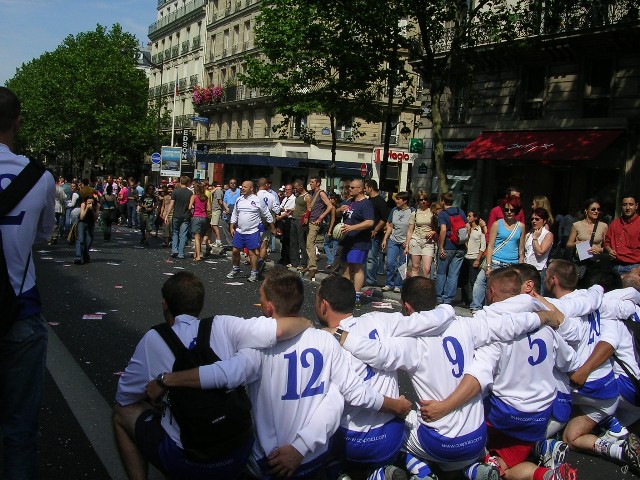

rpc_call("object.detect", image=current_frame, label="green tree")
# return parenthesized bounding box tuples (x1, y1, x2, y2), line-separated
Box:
(405, 0, 534, 194)
(242, 0, 412, 189)
(6, 24, 155, 176)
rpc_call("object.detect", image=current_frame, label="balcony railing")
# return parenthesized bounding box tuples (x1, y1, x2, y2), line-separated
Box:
(190, 74, 199, 86)
(192, 36, 201, 50)
(164, 49, 171, 62)
(149, 0, 206, 36)
(172, 45, 179, 58)
(154, 86, 162, 96)
(161, 84, 169, 95)
(179, 78, 188, 91)
(182, 41, 189, 54)
(169, 81, 176, 94)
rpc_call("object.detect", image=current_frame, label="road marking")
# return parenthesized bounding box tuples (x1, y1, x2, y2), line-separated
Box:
(46, 327, 164, 479)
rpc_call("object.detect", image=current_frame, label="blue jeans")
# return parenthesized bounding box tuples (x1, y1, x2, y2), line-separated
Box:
(435, 248, 465, 304)
(385, 240, 406, 289)
(365, 238, 383, 285)
(323, 234, 338, 266)
(64, 208, 73, 235)
(471, 267, 487, 310)
(0, 313, 48, 480)
(172, 217, 190, 257)
(613, 263, 640, 275)
(75, 221, 94, 260)
(127, 205, 138, 227)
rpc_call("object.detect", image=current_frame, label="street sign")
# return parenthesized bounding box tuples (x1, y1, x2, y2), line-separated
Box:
(360, 163, 367, 177)
(409, 138, 425, 154)
(151, 163, 160, 172)
(418, 162, 428, 174)
(151, 152, 161, 164)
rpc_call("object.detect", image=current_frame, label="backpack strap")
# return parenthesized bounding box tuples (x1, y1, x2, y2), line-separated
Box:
(0, 159, 46, 218)
(152, 323, 188, 359)
(195, 317, 221, 361)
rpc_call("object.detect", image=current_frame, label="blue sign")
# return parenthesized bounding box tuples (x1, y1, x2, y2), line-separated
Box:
(151, 152, 161, 164)
(321, 127, 330, 135)
(191, 116, 209, 124)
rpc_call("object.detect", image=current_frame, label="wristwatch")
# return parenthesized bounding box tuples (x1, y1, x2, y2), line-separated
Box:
(333, 328, 345, 344)
(156, 372, 169, 390)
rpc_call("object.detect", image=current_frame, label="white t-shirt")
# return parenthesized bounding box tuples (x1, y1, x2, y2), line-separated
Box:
(0, 144, 55, 319)
(524, 228, 551, 271)
(230, 193, 274, 234)
(115, 314, 279, 448)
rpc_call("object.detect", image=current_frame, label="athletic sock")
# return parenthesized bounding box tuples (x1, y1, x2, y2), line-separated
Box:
(405, 452, 433, 478)
(233, 266, 240, 271)
(533, 466, 550, 480)
(594, 437, 624, 460)
(366, 467, 384, 480)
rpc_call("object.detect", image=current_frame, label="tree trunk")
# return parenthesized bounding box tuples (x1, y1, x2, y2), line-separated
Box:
(329, 114, 336, 193)
(430, 86, 448, 195)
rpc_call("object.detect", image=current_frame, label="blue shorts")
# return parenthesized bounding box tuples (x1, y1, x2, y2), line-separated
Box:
(551, 392, 573, 424)
(135, 409, 253, 480)
(232, 231, 261, 250)
(417, 423, 487, 463)
(331, 418, 406, 466)
(341, 247, 369, 264)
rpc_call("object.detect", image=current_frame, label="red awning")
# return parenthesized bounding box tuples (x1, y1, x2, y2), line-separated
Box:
(454, 129, 623, 161)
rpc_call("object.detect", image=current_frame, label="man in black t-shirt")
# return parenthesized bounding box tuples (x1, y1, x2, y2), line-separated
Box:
(364, 180, 389, 287)
(137, 184, 157, 246)
(163, 176, 193, 259)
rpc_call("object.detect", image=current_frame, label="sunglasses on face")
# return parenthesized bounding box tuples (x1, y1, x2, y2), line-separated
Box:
(589, 208, 600, 212)
(504, 208, 515, 213)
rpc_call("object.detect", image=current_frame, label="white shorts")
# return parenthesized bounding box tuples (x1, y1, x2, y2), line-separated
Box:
(572, 393, 619, 423)
(210, 210, 221, 226)
(408, 237, 436, 257)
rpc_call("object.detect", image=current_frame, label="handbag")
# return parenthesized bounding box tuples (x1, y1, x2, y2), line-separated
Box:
(301, 190, 321, 226)
(398, 255, 409, 281)
(67, 222, 78, 243)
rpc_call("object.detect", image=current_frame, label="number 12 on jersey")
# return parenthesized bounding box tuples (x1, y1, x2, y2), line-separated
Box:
(281, 348, 325, 400)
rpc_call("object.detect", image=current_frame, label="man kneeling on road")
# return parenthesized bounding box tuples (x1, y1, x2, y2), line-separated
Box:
(112, 271, 311, 480)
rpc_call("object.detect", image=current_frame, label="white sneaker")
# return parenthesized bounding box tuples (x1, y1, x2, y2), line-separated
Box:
(464, 462, 500, 480)
(393, 287, 401, 293)
(383, 465, 408, 480)
(226, 269, 242, 278)
(247, 272, 259, 282)
(535, 439, 569, 469)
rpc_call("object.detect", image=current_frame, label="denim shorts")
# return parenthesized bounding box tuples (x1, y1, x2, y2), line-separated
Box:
(191, 216, 208, 236)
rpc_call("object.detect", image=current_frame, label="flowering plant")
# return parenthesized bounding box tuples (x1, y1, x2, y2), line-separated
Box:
(192, 85, 223, 106)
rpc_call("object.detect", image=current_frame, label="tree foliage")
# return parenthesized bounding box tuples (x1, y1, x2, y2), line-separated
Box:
(6, 24, 156, 175)
(242, 0, 412, 183)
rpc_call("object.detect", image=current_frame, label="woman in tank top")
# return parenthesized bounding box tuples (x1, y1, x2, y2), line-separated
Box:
(525, 207, 554, 293)
(566, 198, 608, 257)
(486, 195, 525, 274)
(100, 184, 117, 241)
(404, 191, 437, 277)
(189, 183, 211, 261)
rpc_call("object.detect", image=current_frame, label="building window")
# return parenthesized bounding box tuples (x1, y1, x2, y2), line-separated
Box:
(520, 67, 545, 120)
(336, 120, 353, 142)
(381, 115, 399, 145)
(292, 116, 307, 138)
(583, 61, 611, 118)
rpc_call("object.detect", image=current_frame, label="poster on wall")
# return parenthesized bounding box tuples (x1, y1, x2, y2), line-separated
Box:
(161, 146, 181, 178)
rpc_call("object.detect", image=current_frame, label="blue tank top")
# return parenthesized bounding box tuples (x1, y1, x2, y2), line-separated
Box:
(493, 219, 521, 264)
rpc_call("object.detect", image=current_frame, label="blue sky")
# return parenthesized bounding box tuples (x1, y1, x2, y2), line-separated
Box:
(0, 0, 156, 84)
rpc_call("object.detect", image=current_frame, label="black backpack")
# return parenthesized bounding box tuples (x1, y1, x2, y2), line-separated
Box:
(0, 159, 46, 335)
(152, 317, 254, 462)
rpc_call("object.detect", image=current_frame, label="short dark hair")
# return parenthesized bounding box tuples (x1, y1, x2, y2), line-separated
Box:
(161, 272, 205, 317)
(582, 267, 622, 293)
(401, 276, 436, 312)
(547, 259, 578, 290)
(262, 266, 304, 316)
(532, 207, 549, 222)
(512, 263, 541, 294)
(0, 87, 20, 133)
(582, 198, 600, 212)
(505, 186, 521, 196)
(365, 179, 379, 191)
(310, 175, 321, 184)
(621, 194, 638, 204)
(395, 191, 410, 202)
(486, 268, 522, 298)
(442, 192, 454, 206)
(318, 276, 355, 314)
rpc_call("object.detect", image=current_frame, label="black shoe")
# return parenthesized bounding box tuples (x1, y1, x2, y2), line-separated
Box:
(171, 253, 178, 258)
(73, 259, 84, 265)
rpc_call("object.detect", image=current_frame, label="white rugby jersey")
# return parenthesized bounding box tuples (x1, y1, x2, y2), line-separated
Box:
(0, 145, 55, 303)
(343, 295, 546, 438)
(551, 287, 623, 386)
(468, 327, 579, 413)
(115, 314, 280, 448)
(257, 189, 281, 216)
(599, 289, 640, 381)
(230, 193, 274, 234)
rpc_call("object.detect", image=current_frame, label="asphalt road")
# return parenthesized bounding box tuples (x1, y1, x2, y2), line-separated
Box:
(10, 225, 638, 479)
